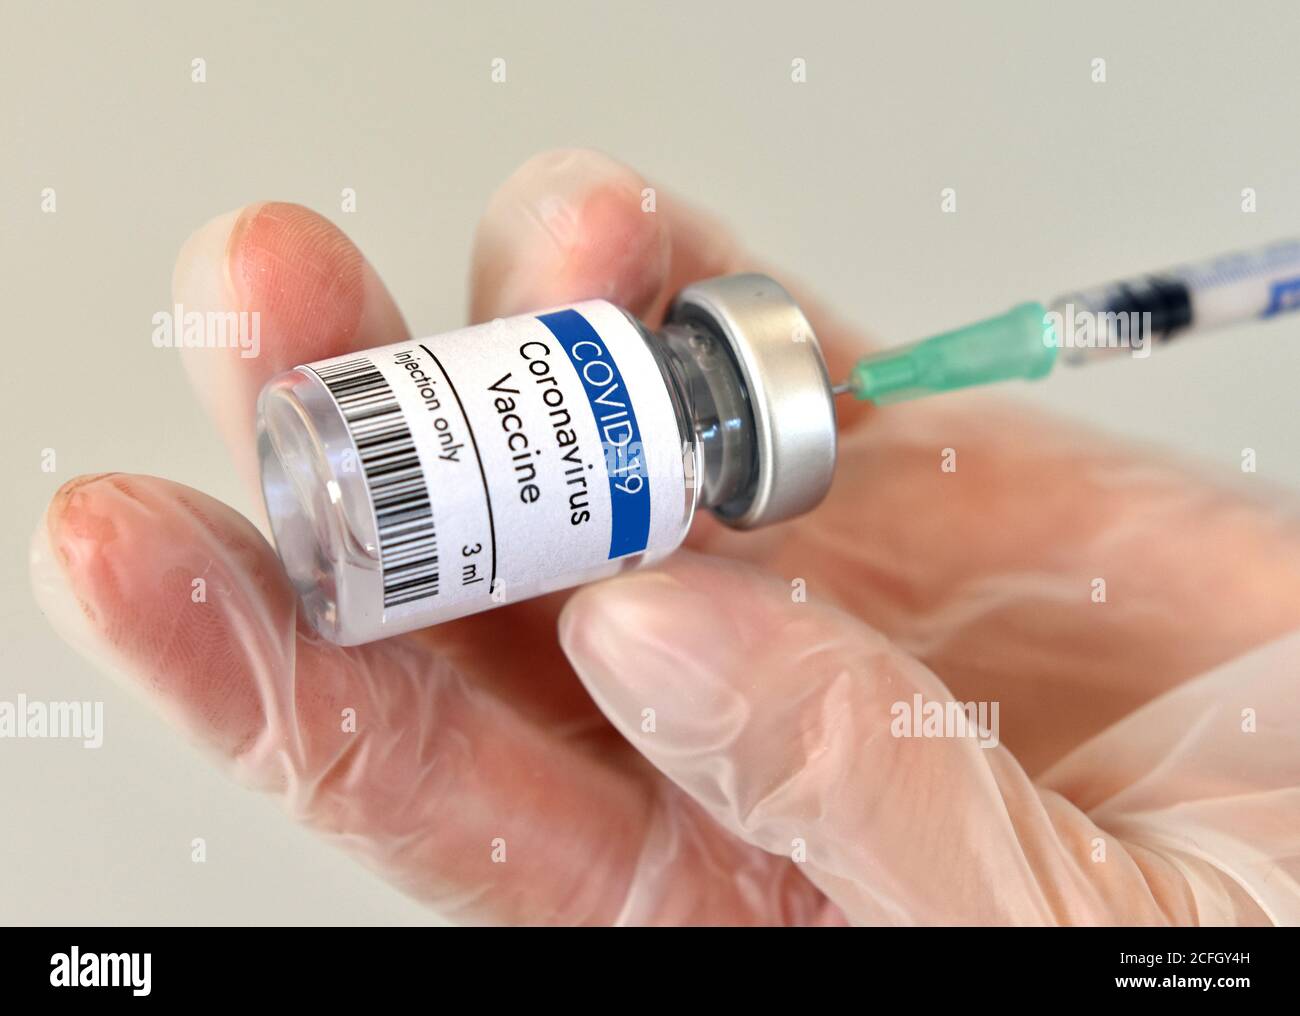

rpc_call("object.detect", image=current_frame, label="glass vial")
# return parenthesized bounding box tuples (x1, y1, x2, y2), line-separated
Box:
(257, 273, 837, 645)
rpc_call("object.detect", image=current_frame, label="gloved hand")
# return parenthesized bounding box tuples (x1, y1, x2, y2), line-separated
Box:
(31, 149, 1300, 925)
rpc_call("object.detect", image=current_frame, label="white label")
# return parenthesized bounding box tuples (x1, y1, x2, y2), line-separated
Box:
(305, 300, 689, 628)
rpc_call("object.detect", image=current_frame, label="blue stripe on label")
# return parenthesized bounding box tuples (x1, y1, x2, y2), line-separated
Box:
(536, 309, 650, 559)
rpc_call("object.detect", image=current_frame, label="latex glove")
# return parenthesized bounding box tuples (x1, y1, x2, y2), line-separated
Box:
(31, 150, 1300, 925)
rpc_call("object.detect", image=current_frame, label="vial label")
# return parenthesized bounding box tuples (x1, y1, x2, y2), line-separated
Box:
(304, 300, 688, 626)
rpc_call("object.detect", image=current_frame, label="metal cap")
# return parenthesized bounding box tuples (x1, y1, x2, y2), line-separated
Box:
(670, 274, 837, 529)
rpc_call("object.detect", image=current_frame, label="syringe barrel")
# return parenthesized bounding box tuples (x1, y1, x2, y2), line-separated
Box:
(1050, 238, 1300, 364)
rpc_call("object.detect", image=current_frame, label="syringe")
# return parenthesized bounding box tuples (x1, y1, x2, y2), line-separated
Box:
(840, 238, 1300, 404)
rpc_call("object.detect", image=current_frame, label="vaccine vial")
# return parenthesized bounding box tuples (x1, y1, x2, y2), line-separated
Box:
(257, 274, 838, 645)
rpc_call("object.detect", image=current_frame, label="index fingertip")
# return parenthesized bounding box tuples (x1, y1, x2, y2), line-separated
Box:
(469, 148, 670, 322)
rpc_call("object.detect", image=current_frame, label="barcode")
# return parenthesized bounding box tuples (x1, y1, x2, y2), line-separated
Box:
(312, 357, 439, 607)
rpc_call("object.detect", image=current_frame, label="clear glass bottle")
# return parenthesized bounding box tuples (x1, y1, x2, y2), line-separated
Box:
(257, 273, 837, 645)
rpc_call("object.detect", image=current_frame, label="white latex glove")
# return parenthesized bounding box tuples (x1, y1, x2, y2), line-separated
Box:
(31, 149, 1300, 925)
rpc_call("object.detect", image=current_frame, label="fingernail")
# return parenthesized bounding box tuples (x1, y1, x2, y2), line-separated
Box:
(40, 473, 165, 635)
(172, 207, 244, 315)
(31, 477, 122, 670)
(471, 148, 669, 320)
(170, 206, 252, 421)
(559, 570, 750, 747)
